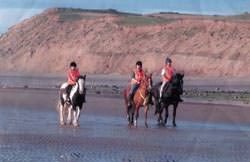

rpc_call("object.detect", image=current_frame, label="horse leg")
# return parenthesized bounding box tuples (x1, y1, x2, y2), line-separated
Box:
(72, 110, 77, 127)
(59, 103, 65, 125)
(172, 104, 177, 127)
(126, 105, 130, 124)
(67, 105, 73, 125)
(157, 103, 163, 125)
(164, 106, 169, 125)
(144, 105, 149, 128)
(134, 106, 139, 127)
(76, 106, 81, 125)
(127, 105, 132, 125)
(130, 105, 135, 125)
(73, 106, 80, 127)
(157, 110, 162, 125)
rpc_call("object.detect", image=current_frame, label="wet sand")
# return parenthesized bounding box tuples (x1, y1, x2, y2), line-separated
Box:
(0, 88, 249, 162)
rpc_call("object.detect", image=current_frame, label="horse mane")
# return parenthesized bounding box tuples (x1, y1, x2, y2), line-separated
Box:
(139, 73, 152, 88)
(77, 75, 86, 81)
(174, 72, 184, 79)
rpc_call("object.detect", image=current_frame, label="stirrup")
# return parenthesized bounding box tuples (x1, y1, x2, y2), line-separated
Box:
(66, 97, 71, 103)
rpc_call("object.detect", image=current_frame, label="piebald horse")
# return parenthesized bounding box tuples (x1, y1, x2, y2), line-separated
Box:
(58, 75, 86, 127)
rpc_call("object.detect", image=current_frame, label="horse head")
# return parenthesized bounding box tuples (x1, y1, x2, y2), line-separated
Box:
(76, 75, 86, 94)
(171, 72, 184, 95)
(140, 72, 153, 92)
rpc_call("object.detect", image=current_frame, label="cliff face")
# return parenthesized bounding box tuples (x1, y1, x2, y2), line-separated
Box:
(0, 8, 250, 77)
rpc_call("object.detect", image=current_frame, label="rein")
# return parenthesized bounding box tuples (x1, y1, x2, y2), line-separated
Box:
(137, 76, 152, 106)
(138, 88, 148, 106)
(139, 90, 146, 100)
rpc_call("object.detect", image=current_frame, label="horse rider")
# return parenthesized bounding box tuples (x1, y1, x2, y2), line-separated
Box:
(159, 57, 174, 102)
(65, 61, 80, 103)
(128, 61, 145, 107)
(159, 57, 183, 102)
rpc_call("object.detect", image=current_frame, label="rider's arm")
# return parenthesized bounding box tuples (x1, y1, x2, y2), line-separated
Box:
(165, 68, 173, 81)
(71, 69, 80, 82)
(67, 71, 73, 82)
(75, 69, 80, 80)
(130, 72, 138, 84)
(161, 68, 165, 76)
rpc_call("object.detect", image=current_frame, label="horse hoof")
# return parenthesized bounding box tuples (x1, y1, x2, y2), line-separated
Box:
(145, 123, 148, 128)
(67, 121, 72, 125)
(164, 121, 167, 125)
(126, 115, 129, 121)
(134, 121, 137, 127)
(173, 123, 177, 127)
(73, 122, 79, 127)
(60, 121, 65, 126)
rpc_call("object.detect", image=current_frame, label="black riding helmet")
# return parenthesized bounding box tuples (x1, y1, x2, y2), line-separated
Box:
(165, 57, 172, 64)
(70, 61, 77, 67)
(136, 61, 142, 67)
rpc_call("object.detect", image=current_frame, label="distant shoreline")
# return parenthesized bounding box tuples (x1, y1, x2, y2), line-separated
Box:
(1, 74, 250, 91)
(0, 74, 249, 107)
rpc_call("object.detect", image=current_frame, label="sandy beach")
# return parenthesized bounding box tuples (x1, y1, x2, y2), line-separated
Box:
(1, 3, 250, 162)
(0, 79, 249, 162)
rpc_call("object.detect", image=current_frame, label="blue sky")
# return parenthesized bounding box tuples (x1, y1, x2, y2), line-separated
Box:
(1, 0, 250, 34)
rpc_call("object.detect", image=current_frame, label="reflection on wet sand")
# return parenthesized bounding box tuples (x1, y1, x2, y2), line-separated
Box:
(0, 88, 249, 162)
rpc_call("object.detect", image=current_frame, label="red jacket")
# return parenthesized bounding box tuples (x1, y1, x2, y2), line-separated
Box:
(131, 69, 144, 84)
(67, 69, 80, 85)
(162, 65, 174, 82)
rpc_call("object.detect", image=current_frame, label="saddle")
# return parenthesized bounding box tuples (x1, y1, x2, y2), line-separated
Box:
(154, 81, 172, 99)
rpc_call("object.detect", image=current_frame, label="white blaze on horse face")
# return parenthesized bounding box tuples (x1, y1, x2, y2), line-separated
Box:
(78, 78, 84, 94)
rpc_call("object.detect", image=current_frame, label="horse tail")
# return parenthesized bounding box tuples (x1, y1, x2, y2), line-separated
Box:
(56, 100, 61, 113)
(123, 88, 128, 107)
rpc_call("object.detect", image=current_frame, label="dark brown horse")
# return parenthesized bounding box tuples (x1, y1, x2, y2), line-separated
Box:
(123, 74, 152, 127)
(152, 73, 184, 127)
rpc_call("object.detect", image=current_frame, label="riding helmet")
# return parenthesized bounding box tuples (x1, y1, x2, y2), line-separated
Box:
(136, 61, 142, 66)
(70, 61, 77, 67)
(165, 57, 172, 64)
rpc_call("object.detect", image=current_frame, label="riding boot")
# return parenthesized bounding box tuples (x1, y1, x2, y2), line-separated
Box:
(65, 85, 72, 104)
(128, 94, 133, 107)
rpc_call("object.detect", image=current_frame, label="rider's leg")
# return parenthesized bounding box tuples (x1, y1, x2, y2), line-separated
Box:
(128, 83, 140, 106)
(159, 81, 167, 101)
(66, 85, 73, 102)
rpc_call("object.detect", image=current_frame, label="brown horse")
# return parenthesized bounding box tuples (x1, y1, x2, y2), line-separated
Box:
(123, 74, 152, 127)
